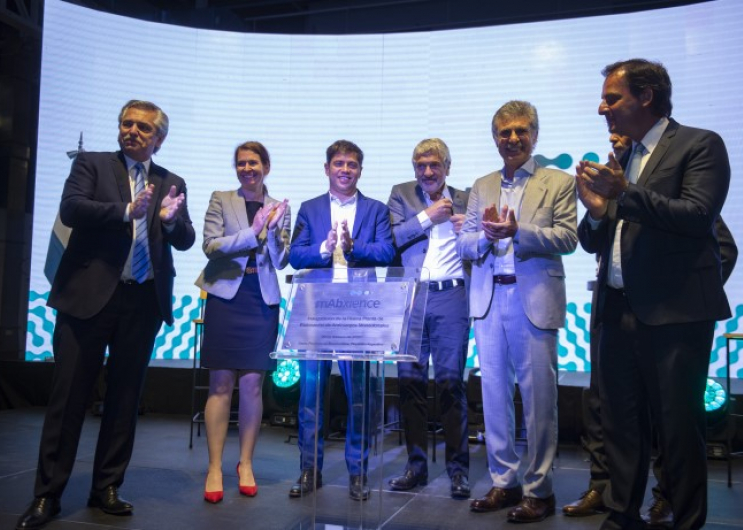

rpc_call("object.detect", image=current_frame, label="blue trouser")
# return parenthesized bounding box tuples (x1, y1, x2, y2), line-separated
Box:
(298, 359, 373, 476)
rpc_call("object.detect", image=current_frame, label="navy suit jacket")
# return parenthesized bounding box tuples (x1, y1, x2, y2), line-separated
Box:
(48, 151, 195, 325)
(579, 119, 731, 326)
(289, 191, 394, 269)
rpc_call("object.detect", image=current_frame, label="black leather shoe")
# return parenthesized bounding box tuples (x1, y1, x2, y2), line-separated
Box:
(641, 496, 673, 529)
(349, 475, 370, 501)
(470, 485, 523, 512)
(562, 489, 607, 517)
(507, 494, 556, 523)
(389, 469, 428, 491)
(289, 469, 322, 498)
(450, 474, 470, 499)
(16, 497, 60, 530)
(87, 486, 133, 515)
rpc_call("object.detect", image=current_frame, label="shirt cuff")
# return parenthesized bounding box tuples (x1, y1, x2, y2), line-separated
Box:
(320, 241, 330, 259)
(477, 231, 491, 255)
(587, 215, 603, 229)
(417, 210, 433, 230)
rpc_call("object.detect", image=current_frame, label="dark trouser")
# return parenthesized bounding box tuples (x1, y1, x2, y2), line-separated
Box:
(397, 285, 469, 478)
(585, 304, 665, 500)
(583, 322, 611, 494)
(598, 287, 713, 530)
(35, 280, 162, 498)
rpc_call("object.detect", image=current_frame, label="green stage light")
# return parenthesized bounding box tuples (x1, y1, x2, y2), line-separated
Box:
(270, 360, 301, 427)
(272, 360, 301, 389)
(704, 378, 726, 413)
(704, 378, 728, 430)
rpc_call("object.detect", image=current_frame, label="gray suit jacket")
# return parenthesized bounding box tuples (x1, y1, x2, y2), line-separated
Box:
(457, 163, 577, 329)
(387, 181, 469, 274)
(195, 189, 290, 305)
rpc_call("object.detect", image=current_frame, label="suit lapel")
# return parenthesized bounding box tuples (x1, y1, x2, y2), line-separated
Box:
(486, 172, 502, 214)
(113, 152, 131, 201)
(414, 185, 428, 212)
(520, 169, 547, 223)
(352, 192, 367, 239)
(449, 186, 467, 214)
(147, 162, 167, 227)
(231, 190, 250, 230)
(637, 119, 678, 187)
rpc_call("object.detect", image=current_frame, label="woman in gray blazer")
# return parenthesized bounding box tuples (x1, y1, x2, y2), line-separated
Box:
(195, 141, 290, 503)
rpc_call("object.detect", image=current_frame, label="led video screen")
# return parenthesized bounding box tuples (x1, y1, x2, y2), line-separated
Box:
(28, 0, 743, 376)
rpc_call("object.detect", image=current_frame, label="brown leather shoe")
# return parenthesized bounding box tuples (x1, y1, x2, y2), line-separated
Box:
(507, 494, 556, 523)
(470, 485, 523, 513)
(641, 497, 673, 529)
(562, 489, 607, 517)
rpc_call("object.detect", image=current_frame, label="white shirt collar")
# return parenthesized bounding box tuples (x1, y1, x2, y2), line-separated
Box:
(329, 190, 358, 206)
(501, 156, 536, 185)
(638, 116, 669, 155)
(123, 154, 151, 174)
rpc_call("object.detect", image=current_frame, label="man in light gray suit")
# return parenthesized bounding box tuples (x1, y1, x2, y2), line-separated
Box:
(386, 138, 471, 500)
(458, 101, 577, 523)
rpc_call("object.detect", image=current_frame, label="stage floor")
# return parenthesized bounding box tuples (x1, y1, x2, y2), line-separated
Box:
(0, 408, 741, 529)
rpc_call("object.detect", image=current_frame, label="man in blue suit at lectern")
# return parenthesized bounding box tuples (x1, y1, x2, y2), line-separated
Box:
(288, 139, 394, 501)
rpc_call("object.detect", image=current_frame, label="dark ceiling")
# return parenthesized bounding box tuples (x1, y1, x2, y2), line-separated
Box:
(63, 0, 710, 34)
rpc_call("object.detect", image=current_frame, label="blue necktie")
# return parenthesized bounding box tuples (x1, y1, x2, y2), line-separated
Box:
(626, 142, 646, 184)
(131, 163, 149, 283)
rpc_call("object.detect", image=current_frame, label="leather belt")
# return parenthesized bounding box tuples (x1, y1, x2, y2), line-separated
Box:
(493, 274, 517, 285)
(428, 278, 464, 292)
(245, 266, 258, 274)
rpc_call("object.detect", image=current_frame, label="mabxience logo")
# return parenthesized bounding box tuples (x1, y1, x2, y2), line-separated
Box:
(315, 298, 381, 309)
(534, 152, 600, 169)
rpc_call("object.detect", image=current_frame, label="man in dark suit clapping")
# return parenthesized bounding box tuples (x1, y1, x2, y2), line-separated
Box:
(576, 59, 731, 530)
(17, 100, 195, 530)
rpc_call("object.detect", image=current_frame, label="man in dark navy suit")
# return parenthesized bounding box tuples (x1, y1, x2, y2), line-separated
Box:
(17, 100, 195, 530)
(576, 59, 731, 530)
(565, 133, 737, 528)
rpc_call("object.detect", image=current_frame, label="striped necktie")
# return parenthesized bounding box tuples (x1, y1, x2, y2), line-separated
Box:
(131, 163, 149, 283)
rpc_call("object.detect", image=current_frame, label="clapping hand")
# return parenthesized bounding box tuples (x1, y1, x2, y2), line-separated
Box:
(325, 221, 339, 253)
(575, 154, 627, 219)
(267, 199, 289, 230)
(252, 203, 277, 235)
(130, 184, 154, 220)
(482, 204, 517, 241)
(339, 219, 353, 253)
(159, 185, 185, 223)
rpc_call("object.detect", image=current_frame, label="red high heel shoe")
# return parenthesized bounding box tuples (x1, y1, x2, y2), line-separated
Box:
(237, 463, 258, 497)
(204, 488, 223, 504)
(204, 473, 224, 503)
